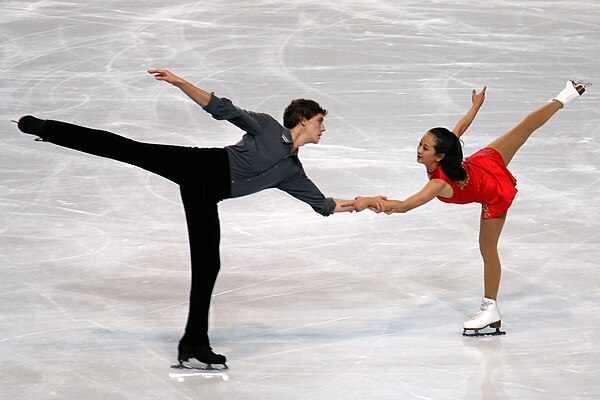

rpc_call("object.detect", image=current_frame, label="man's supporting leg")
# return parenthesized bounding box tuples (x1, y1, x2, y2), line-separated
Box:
(177, 186, 227, 365)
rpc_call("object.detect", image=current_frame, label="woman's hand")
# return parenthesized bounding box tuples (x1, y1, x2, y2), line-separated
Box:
(471, 86, 487, 109)
(341, 196, 387, 213)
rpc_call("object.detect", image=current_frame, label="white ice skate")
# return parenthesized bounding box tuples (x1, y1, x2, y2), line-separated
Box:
(553, 80, 587, 107)
(463, 297, 505, 337)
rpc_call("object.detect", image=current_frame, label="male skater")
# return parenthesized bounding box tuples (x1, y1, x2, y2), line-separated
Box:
(17, 69, 358, 367)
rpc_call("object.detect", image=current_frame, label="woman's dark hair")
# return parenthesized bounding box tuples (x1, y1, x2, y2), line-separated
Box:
(428, 127, 467, 183)
(283, 99, 327, 129)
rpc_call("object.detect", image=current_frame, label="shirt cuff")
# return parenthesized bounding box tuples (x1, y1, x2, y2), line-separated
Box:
(203, 92, 219, 112)
(324, 197, 336, 216)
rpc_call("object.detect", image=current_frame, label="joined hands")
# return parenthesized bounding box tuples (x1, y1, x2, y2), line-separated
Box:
(342, 196, 391, 214)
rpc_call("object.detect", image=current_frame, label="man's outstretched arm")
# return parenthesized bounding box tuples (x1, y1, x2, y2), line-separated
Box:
(148, 69, 212, 108)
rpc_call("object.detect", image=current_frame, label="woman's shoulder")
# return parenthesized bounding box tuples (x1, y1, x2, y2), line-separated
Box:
(427, 165, 446, 180)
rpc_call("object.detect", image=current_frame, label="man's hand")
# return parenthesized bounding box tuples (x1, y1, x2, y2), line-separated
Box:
(341, 196, 387, 213)
(148, 69, 185, 86)
(148, 69, 212, 108)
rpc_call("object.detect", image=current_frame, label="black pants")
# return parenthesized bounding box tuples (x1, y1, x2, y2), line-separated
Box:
(39, 120, 231, 347)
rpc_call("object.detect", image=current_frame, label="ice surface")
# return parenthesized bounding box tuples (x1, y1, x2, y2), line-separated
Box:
(1, 1, 599, 399)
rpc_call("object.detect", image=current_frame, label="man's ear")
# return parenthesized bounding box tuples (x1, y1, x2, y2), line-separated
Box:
(300, 117, 307, 126)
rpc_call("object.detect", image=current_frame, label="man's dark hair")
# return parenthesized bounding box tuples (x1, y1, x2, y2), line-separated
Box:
(283, 99, 327, 129)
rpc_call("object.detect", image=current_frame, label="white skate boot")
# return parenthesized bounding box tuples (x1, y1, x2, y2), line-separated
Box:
(463, 297, 505, 337)
(552, 80, 586, 107)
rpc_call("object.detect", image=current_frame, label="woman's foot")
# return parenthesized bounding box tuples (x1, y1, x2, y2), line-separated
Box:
(463, 297, 502, 332)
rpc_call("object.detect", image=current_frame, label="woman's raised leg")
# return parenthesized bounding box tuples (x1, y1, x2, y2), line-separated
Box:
(486, 81, 585, 166)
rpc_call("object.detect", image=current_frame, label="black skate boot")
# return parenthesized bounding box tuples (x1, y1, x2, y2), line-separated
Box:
(17, 115, 47, 139)
(173, 343, 227, 370)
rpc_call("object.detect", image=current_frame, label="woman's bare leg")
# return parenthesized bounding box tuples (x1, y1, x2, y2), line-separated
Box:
(479, 213, 507, 300)
(486, 101, 562, 167)
(487, 81, 585, 166)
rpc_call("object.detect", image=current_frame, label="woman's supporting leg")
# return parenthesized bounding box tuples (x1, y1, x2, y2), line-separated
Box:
(463, 214, 507, 333)
(478, 213, 507, 300)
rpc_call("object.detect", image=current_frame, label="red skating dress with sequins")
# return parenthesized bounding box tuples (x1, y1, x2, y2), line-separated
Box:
(427, 148, 518, 219)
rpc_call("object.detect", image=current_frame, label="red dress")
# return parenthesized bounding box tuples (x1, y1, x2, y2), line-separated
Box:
(427, 148, 517, 219)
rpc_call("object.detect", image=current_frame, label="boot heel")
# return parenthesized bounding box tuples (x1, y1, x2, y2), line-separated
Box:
(490, 321, 502, 329)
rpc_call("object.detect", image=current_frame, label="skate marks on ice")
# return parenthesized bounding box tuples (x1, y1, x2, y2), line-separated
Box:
(2, 0, 600, 398)
(169, 360, 229, 381)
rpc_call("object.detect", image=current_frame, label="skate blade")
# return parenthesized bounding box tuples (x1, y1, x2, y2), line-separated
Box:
(171, 360, 228, 371)
(169, 361, 229, 381)
(462, 327, 506, 337)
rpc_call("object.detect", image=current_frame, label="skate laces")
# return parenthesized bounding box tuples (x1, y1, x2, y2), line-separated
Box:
(470, 301, 490, 320)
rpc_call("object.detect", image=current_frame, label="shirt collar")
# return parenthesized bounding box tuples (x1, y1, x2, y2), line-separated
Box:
(281, 128, 298, 155)
(281, 128, 293, 145)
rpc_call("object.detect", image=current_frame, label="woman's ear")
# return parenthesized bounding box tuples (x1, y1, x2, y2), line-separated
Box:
(436, 153, 445, 162)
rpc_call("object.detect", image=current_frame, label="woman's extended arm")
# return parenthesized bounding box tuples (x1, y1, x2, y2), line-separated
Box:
(379, 179, 447, 213)
(344, 179, 448, 214)
(452, 86, 486, 138)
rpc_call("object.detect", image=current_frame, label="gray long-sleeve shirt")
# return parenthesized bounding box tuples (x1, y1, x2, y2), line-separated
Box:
(203, 94, 336, 216)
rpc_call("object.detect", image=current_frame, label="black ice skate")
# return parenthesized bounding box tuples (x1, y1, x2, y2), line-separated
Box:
(171, 344, 228, 371)
(16, 115, 47, 141)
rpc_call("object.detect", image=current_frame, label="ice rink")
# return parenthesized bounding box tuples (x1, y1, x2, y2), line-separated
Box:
(1, 1, 599, 399)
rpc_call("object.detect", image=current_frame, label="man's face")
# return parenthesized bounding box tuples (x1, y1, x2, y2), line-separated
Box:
(304, 113, 326, 144)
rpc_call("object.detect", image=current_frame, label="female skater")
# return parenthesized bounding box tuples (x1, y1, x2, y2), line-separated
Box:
(347, 81, 586, 335)
(16, 69, 360, 367)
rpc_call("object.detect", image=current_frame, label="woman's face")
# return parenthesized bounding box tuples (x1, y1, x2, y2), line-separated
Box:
(417, 132, 444, 169)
